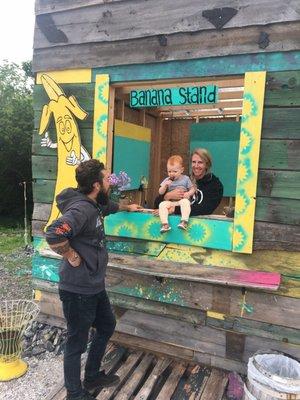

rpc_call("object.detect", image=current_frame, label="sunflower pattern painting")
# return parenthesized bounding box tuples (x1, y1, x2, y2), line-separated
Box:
(233, 71, 266, 253)
(93, 74, 110, 162)
(105, 212, 233, 251)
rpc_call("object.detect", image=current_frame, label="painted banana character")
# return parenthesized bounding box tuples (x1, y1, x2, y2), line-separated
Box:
(39, 74, 90, 227)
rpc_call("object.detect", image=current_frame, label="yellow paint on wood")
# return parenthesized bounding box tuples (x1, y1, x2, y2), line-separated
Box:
(38, 74, 89, 228)
(36, 69, 91, 84)
(34, 289, 42, 301)
(159, 243, 300, 275)
(115, 119, 151, 142)
(158, 243, 300, 296)
(92, 74, 110, 163)
(207, 311, 225, 320)
(233, 71, 266, 254)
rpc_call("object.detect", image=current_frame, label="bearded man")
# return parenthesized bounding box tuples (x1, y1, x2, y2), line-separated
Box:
(45, 159, 140, 400)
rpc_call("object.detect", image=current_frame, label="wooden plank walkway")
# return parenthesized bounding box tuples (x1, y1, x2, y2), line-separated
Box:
(46, 343, 228, 400)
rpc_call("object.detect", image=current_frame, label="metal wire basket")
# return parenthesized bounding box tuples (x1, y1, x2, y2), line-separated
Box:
(0, 300, 40, 381)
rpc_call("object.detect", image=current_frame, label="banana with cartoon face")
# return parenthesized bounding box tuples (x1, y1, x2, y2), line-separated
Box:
(39, 74, 89, 227)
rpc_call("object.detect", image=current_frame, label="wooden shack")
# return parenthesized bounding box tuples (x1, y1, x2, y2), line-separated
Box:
(32, 0, 300, 375)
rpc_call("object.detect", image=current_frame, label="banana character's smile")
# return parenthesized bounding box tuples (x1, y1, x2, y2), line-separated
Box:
(60, 135, 75, 152)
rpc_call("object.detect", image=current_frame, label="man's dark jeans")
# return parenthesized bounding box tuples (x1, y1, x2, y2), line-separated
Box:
(59, 289, 116, 399)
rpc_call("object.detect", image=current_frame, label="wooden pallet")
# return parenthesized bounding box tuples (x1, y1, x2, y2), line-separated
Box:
(46, 343, 228, 400)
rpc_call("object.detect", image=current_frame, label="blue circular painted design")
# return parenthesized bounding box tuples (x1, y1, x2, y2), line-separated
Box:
(96, 114, 108, 138)
(98, 82, 109, 105)
(185, 221, 209, 245)
(236, 188, 250, 216)
(234, 224, 248, 251)
(242, 93, 258, 122)
(240, 127, 254, 155)
(144, 219, 162, 239)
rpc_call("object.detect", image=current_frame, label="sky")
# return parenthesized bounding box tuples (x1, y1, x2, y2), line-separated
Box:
(0, 0, 35, 64)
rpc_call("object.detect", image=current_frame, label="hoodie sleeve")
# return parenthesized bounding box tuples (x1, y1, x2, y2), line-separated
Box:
(101, 200, 119, 217)
(45, 207, 88, 245)
(190, 177, 223, 216)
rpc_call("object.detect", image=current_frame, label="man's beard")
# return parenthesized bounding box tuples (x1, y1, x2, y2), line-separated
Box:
(96, 189, 109, 205)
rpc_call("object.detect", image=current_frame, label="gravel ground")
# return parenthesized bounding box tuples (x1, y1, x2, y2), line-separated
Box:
(0, 247, 33, 300)
(0, 246, 65, 400)
(0, 352, 64, 400)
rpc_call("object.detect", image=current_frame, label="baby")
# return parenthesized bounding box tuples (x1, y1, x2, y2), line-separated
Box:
(158, 155, 195, 233)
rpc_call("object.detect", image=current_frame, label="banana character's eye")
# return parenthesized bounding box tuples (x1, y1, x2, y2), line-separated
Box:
(65, 120, 72, 134)
(59, 121, 65, 135)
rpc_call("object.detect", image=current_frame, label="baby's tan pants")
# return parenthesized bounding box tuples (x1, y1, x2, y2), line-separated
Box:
(159, 198, 191, 224)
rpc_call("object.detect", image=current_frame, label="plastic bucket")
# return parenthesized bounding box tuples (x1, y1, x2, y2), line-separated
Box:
(244, 352, 300, 400)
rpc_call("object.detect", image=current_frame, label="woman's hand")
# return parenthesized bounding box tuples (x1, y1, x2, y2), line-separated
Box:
(183, 192, 191, 199)
(164, 188, 185, 201)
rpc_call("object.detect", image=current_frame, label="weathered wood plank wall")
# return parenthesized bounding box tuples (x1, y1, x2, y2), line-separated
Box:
(32, 0, 300, 72)
(33, 23, 300, 72)
(34, 0, 300, 47)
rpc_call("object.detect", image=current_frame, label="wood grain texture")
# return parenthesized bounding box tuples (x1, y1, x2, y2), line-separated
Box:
(133, 358, 171, 400)
(257, 170, 300, 200)
(33, 23, 300, 71)
(156, 363, 186, 400)
(265, 70, 300, 107)
(199, 369, 228, 400)
(116, 310, 300, 363)
(97, 351, 143, 400)
(35, 0, 124, 15)
(33, 1, 300, 48)
(114, 353, 154, 400)
(34, 279, 300, 355)
(106, 269, 299, 327)
(253, 221, 300, 251)
(262, 108, 300, 139)
(33, 250, 299, 327)
(207, 314, 300, 345)
(255, 197, 300, 225)
(259, 139, 300, 170)
(112, 330, 246, 374)
(107, 252, 281, 290)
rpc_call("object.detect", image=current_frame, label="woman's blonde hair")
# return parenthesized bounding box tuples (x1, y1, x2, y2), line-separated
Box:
(190, 148, 212, 181)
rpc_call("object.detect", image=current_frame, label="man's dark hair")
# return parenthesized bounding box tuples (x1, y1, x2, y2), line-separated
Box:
(76, 159, 105, 194)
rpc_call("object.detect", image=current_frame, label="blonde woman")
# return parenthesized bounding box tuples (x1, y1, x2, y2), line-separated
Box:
(154, 148, 223, 216)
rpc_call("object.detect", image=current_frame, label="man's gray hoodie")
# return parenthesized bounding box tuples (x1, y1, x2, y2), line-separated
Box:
(45, 188, 119, 294)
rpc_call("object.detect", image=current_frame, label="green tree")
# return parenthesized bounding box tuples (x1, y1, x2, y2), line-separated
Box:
(0, 61, 34, 218)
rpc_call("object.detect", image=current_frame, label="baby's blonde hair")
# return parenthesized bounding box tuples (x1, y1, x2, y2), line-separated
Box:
(167, 155, 183, 166)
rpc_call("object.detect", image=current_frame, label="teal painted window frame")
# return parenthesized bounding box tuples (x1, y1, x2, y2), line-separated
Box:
(94, 54, 271, 253)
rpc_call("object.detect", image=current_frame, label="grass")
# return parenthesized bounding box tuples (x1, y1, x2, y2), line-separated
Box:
(0, 215, 30, 253)
(0, 226, 26, 254)
(0, 217, 33, 299)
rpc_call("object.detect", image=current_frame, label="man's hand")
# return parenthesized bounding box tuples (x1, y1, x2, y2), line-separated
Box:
(126, 204, 143, 212)
(183, 192, 191, 199)
(67, 250, 82, 267)
(49, 240, 81, 267)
